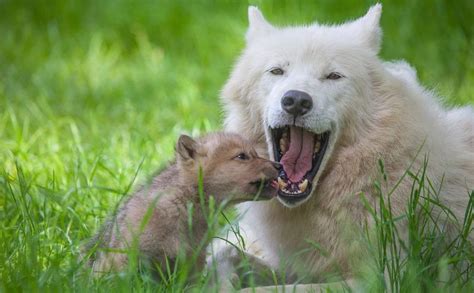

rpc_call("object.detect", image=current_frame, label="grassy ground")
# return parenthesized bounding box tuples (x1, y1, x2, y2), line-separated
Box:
(1, 0, 473, 291)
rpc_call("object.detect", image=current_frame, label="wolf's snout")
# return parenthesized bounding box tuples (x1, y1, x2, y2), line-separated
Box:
(281, 90, 313, 117)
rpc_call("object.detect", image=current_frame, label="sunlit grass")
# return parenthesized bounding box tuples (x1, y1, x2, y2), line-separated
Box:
(358, 158, 474, 292)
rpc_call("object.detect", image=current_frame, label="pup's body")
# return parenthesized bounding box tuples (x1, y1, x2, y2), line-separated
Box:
(89, 132, 278, 273)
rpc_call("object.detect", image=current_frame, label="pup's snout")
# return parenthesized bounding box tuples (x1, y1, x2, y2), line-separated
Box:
(262, 161, 280, 179)
(281, 90, 313, 117)
(271, 161, 281, 170)
(259, 158, 281, 170)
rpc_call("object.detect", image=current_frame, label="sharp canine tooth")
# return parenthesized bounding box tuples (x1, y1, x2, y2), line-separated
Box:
(278, 177, 287, 189)
(298, 179, 308, 192)
(279, 138, 287, 153)
(314, 141, 321, 153)
(280, 131, 288, 153)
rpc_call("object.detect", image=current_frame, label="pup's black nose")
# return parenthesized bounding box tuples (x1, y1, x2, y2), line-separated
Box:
(281, 90, 313, 117)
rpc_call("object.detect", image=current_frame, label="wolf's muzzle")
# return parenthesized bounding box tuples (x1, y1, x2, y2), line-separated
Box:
(281, 90, 313, 117)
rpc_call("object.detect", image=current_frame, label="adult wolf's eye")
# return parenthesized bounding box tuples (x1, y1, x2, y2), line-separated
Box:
(326, 72, 344, 80)
(269, 68, 284, 75)
(235, 153, 250, 160)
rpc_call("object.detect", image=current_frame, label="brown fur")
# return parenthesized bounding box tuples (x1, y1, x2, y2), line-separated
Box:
(87, 132, 278, 274)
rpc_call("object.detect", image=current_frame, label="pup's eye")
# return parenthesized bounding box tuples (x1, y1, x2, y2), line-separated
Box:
(326, 72, 344, 80)
(235, 153, 250, 160)
(269, 68, 284, 75)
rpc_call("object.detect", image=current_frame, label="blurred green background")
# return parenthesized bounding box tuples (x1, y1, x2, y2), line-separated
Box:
(0, 0, 473, 290)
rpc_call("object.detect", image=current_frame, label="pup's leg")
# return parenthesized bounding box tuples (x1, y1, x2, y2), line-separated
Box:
(91, 219, 132, 274)
(91, 207, 144, 274)
(93, 250, 128, 274)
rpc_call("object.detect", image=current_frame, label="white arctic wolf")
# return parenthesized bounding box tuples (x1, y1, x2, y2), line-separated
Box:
(212, 3, 474, 289)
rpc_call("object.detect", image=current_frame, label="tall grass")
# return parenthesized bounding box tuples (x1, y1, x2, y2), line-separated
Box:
(1, 0, 473, 292)
(358, 158, 474, 292)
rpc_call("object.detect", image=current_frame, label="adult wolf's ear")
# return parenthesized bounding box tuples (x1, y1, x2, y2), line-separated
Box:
(351, 3, 383, 53)
(246, 6, 274, 42)
(176, 135, 198, 163)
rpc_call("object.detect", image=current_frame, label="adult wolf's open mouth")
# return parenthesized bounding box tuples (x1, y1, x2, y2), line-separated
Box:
(271, 126, 330, 204)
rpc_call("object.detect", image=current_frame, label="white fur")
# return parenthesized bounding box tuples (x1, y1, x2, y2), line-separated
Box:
(211, 4, 474, 287)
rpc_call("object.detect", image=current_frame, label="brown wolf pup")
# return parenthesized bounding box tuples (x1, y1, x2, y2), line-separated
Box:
(86, 132, 279, 274)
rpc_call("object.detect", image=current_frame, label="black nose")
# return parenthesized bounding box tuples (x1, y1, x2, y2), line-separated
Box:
(281, 90, 313, 117)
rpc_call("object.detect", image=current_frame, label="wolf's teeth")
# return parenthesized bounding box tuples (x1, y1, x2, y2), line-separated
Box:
(280, 131, 289, 153)
(314, 141, 321, 153)
(277, 177, 287, 189)
(279, 138, 287, 153)
(298, 179, 308, 192)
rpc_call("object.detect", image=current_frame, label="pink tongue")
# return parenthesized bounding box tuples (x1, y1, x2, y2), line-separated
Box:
(280, 127, 314, 182)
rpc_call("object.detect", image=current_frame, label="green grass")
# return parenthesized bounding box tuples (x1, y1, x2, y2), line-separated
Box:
(1, 0, 473, 292)
(358, 158, 474, 292)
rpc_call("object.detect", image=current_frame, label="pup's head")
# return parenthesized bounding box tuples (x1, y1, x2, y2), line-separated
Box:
(176, 132, 279, 204)
(222, 5, 384, 207)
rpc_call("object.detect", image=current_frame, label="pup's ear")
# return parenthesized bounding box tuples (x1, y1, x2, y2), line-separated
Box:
(176, 135, 198, 162)
(351, 3, 383, 53)
(246, 6, 274, 42)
